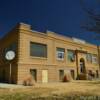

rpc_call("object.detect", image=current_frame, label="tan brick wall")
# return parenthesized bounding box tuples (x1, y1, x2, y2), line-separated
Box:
(0, 23, 99, 84)
(17, 63, 76, 84)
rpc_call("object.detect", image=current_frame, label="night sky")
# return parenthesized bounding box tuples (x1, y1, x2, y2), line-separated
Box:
(0, 0, 100, 45)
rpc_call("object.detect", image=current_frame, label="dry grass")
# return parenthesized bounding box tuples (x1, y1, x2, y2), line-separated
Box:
(35, 80, 100, 95)
(0, 80, 100, 99)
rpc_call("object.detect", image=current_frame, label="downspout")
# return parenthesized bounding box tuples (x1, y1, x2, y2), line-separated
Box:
(97, 45, 100, 71)
(75, 50, 79, 79)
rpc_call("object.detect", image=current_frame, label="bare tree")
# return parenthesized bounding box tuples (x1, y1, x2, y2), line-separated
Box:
(80, 0, 100, 40)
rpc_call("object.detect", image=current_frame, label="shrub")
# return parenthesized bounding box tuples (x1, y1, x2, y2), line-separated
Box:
(63, 75, 70, 82)
(63, 75, 67, 82)
(23, 75, 35, 86)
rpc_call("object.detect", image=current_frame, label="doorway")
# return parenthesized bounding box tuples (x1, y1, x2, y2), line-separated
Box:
(42, 70, 48, 83)
(80, 58, 86, 73)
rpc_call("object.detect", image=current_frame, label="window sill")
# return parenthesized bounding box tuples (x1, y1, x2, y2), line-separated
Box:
(30, 56, 47, 60)
(92, 63, 98, 65)
(57, 59, 65, 62)
(67, 60, 75, 63)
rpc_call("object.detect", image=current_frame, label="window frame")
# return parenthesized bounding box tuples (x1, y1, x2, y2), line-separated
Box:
(30, 69, 37, 81)
(92, 54, 98, 64)
(56, 47, 65, 61)
(86, 53, 92, 63)
(30, 42, 47, 58)
(59, 70, 64, 81)
(67, 49, 75, 62)
(56, 51, 64, 60)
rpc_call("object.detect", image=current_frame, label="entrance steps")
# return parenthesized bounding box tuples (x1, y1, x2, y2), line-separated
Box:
(77, 73, 87, 80)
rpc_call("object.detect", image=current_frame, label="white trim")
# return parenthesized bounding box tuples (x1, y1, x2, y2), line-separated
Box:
(56, 51, 64, 60)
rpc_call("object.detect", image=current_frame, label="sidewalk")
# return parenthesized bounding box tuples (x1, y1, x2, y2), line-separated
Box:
(0, 83, 25, 89)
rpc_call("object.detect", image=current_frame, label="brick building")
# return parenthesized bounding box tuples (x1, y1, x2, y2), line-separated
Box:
(0, 23, 100, 84)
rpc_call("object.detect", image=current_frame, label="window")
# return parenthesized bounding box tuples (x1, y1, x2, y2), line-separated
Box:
(86, 53, 92, 63)
(92, 54, 98, 64)
(59, 70, 64, 81)
(30, 69, 37, 81)
(56, 48, 65, 60)
(70, 70, 75, 79)
(10, 43, 17, 51)
(67, 50, 75, 62)
(96, 70, 99, 78)
(30, 42, 47, 58)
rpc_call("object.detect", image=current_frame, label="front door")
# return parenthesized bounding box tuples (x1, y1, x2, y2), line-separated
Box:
(80, 58, 86, 73)
(42, 70, 48, 83)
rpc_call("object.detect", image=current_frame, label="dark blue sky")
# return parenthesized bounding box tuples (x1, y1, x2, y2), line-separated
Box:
(0, 0, 100, 45)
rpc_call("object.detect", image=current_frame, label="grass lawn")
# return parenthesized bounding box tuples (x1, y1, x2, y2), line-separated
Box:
(0, 80, 100, 100)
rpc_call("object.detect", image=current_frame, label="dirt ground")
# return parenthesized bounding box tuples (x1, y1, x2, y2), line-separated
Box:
(0, 80, 100, 96)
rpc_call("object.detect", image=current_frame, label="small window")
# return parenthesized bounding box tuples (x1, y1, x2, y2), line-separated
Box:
(30, 69, 37, 81)
(59, 70, 64, 81)
(67, 50, 75, 62)
(86, 53, 92, 63)
(30, 42, 47, 58)
(92, 54, 98, 64)
(96, 70, 99, 78)
(70, 70, 75, 79)
(56, 48, 65, 60)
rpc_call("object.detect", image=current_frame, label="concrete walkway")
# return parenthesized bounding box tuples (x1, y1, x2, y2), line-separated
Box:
(0, 83, 25, 89)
